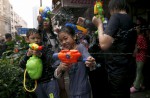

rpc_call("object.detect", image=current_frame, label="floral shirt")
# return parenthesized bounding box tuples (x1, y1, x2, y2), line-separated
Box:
(136, 34, 148, 62)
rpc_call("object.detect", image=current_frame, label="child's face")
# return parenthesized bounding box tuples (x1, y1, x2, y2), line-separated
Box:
(26, 33, 41, 44)
(58, 32, 76, 50)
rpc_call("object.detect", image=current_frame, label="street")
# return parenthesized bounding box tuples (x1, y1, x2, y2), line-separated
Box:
(131, 90, 150, 98)
(64, 73, 150, 98)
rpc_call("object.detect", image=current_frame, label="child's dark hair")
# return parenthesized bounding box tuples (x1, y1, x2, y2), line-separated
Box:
(26, 28, 41, 38)
(108, 0, 129, 13)
(59, 26, 79, 44)
(59, 26, 76, 37)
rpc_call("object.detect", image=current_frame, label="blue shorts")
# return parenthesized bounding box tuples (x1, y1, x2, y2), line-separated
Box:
(35, 79, 60, 98)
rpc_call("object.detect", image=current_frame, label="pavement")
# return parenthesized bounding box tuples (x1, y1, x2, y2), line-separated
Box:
(131, 90, 150, 98)
(64, 72, 150, 98)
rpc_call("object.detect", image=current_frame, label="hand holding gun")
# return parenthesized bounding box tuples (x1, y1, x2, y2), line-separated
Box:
(27, 43, 43, 57)
(24, 43, 43, 92)
(53, 50, 96, 71)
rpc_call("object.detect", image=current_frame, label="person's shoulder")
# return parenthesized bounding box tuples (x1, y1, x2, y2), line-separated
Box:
(77, 43, 85, 48)
(109, 13, 120, 21)
(113, 13, 130, 18)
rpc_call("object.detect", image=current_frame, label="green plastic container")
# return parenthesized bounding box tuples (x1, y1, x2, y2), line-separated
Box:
(26, 55, 43, 80)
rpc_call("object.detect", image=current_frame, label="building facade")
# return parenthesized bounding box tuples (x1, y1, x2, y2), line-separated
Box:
(0, 0, 27, 38)
(0, 0, 11, 37)
(10, 4, 27, 37)
(52, 0, 150, 26)
(33, 6, 39, 29)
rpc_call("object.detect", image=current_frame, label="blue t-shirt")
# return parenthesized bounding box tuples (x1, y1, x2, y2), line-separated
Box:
(68, 44, 91, 96)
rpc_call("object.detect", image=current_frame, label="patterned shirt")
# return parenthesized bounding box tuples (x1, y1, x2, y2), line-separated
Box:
(136, 34, 148, 62)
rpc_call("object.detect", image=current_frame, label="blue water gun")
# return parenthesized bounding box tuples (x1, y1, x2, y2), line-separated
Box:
(39, 6, 52, 21)
(65, 23, 88, 35)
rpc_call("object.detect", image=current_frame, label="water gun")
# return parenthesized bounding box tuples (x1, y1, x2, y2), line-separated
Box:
(23, 43, 43, 92)
(65, 23, 88, 35)
(94, 0, 104, 22)
(53, 50, 81, 64)
(39, 6, 52, 21)
(29, 43, 43, 51)
(53, 50, 96, 71)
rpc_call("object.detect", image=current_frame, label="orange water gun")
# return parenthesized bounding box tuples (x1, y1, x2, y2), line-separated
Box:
(94, 0, 104, 22)
(29, 43, 43, 51)
(53, 50, 81, 64)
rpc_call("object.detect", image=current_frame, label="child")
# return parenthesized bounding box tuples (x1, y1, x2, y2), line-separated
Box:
(19, 29, 60, 98)
(54, 26, 96, 98)
(130, 17, 148, 93)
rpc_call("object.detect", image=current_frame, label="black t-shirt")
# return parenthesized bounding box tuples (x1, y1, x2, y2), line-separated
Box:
(104, 13, 137, 65)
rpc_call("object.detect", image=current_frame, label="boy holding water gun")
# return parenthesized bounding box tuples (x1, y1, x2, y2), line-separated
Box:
(19, 29, 60, 98)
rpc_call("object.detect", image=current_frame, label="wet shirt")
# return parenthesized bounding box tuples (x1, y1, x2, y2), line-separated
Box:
(68, 44, 91, 96)
(104, 13, 137, 72)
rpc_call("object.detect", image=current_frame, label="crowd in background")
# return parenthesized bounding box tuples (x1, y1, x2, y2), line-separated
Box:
(0, 0, 150, 98)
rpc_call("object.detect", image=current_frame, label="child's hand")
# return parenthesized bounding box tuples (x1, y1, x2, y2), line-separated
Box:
(77, 17, 85, 26)
(27, 48, 42, 57)
(55, 62, 70, 78)
(27, 48, 33, 56)
(92, 16, 103, 27)
(32, 50, 42, 57)
(58, 62, 70, 71)
(85, 56, 96, 70)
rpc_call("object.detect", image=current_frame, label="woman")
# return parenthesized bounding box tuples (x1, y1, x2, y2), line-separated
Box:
(37, 7, 68, 98)
(92, 0, 137, 98)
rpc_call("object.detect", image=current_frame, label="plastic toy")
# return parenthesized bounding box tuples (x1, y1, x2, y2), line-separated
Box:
(53, 50, 81, 64)
(94, 0, 104, 22)
(65, 23, 88, 35)
(29, 43, 43, 51)
(39, 6, 52, 21)
(23, 43, 43, 92)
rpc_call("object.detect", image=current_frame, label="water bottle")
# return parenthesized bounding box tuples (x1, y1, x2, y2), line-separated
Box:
(103, 18, 108, 30)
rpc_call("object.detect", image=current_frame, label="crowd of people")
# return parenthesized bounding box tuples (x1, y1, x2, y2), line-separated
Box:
(0, 0, 150, 98)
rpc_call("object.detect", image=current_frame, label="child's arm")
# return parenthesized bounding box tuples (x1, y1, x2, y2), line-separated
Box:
(78, 44, 96, 70)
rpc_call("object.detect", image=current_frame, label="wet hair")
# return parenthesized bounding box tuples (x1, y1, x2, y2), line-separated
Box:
(108, 0, 129, 12)
(5, 33, 12, 39)
(26, 28, 41, 38)
(59, 26, 75, 37)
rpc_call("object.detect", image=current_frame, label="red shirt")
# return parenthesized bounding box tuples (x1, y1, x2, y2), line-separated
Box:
(136, 34, 148, 62)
